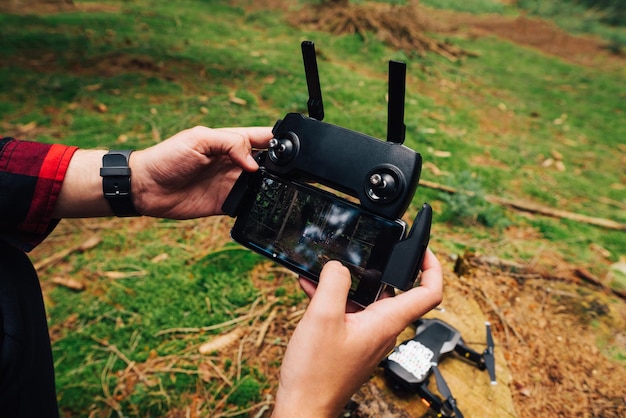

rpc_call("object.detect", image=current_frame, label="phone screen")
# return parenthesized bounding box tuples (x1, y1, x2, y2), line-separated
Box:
(231, 171, 405, 305)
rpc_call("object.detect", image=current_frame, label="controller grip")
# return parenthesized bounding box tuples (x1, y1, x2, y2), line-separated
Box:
(221, 170, 255, 217)
(222, 153, 268, 217)
(380, 203, 432, 290)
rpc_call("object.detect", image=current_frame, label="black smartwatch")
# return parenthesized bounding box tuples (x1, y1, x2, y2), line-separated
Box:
(100, 150, 141, 217)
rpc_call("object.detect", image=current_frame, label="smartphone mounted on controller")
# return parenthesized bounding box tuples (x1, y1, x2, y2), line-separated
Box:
(223, 41, 432, 306)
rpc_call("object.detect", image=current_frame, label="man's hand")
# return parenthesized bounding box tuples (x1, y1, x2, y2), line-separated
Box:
(273, 248, 443, 417)
(131, 126, 272, 219)
(53, 126, 272, 219)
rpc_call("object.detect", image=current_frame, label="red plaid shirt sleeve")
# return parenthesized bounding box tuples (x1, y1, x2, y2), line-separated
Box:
(0, 137, 78, 251)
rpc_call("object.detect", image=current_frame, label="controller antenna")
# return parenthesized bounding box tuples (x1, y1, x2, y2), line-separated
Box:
(387, 60, 406, 144)
(301, 40, 325, 121)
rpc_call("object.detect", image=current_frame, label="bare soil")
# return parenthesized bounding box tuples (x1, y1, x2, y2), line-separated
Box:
(287, 1, 623, 69)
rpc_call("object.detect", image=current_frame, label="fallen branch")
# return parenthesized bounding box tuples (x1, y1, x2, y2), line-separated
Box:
(468, 252, 626, 302)
(575, 268, 626, 300)
(419, 179, 626, 231)
(51, 276, 86, 291)
(199, 328, 245, 355)
(34, 235, 102, 271)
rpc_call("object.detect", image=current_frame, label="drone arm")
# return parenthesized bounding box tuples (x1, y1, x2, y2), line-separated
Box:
(454, 343, 486, 370)
(416, 380, 449, 416)
(431, 364, 465, 418)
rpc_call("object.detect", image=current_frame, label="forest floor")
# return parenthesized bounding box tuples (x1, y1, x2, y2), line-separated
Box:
(284, 2, 626, 416)
(24, 0, 626, 416)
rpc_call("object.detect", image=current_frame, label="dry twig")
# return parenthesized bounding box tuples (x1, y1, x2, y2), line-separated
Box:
(255, 307, 279, 348)
(155, 300, 276, 336)
(34, 235, 101, 271)
(420, 179, 626, 231)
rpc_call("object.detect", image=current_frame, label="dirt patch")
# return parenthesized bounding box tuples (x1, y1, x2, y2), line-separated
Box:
(290, 1, 471, 62)
(0, 1, 122, 14)
(0, 0, 76, 14)
(436, 11, 622, 68)
(456, 253, 626, 418)
(282, 1, 623, 68)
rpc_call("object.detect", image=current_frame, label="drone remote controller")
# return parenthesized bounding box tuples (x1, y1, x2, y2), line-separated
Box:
(268, 112, 421, 219)
(223, 41, 431, 304)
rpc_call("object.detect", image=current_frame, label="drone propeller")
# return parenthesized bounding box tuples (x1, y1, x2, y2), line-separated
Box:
(484, 322, 497, 385)
(431, 363, 464, 418)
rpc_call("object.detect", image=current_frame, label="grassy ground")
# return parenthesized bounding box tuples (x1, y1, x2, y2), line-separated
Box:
(1, 0, 625, 416)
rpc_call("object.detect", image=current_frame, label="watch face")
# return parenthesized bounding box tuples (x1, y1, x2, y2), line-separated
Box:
(387, 340, 434, 382)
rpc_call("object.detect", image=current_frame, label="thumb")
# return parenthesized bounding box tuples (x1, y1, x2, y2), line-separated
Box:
(307, 261, 352, 319)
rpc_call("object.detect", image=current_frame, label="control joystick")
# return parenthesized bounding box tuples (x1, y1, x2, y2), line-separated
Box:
(268, 132, 299, 165)
(366, 167, 402, 202)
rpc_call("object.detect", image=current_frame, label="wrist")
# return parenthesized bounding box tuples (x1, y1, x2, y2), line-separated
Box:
(100, 150, 141, 217)
(126, 149, 153, 217)
(273, 383, 342, 418)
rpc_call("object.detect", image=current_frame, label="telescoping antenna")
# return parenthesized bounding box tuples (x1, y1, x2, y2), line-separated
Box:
(301, 41, 325, 121)
(387, 60, 406, 144)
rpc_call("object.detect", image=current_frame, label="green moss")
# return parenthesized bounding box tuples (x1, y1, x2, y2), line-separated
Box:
(227, 376, 262, 407)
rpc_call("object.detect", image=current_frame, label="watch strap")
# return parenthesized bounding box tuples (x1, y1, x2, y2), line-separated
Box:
(100, 150, 141, 217)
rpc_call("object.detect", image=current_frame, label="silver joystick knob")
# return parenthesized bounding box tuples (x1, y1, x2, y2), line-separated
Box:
(369, 173, 384, 187)
(268, 132, 299, 165)
(269, 138, 286, 153)
(367, 171, 400, 201)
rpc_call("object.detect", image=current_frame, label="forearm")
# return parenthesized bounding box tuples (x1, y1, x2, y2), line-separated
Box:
(52, 149, 116, 218)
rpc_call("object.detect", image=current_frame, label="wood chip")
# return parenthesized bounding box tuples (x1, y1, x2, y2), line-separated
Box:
(102, 270, 147, 279)
(229, 94, 247, 106)
(199, 328, 245, 355)
(51, 276, 85, 291)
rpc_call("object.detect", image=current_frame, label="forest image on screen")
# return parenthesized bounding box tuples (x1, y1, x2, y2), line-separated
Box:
(240, 174, 402, 292)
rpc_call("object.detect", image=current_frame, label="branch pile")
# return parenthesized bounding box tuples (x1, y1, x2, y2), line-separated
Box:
(291, 0, 471, 61)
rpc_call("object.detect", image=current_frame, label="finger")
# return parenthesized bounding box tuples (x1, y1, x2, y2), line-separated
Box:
(298, 276, 363, 313)
(298, 277, 317, 299)
(417, 248, 442, 296)
(217, 127, 273, 171)
(393, 248, 443, 323)
(367, 248, 443, 333)
(306, 261, 352, 320)
(182, 126, 271, 171)
(216, 126, 274, 149)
